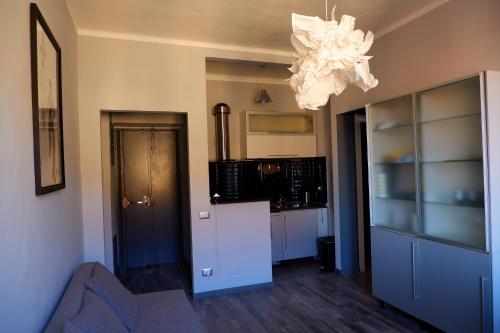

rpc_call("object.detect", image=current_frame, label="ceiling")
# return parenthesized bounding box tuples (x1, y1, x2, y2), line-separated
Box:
(66, 0, 445, 52)
(206, 59, 290, 82)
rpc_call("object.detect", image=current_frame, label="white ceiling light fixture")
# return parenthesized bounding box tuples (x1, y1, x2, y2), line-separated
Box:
(289, 2, 379, 110)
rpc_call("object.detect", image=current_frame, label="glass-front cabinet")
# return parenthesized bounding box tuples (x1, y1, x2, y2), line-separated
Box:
(367, 72, 499, 333)
(367, 75, 488, 251)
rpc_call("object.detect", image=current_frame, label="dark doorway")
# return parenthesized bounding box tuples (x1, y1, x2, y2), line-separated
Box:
(361, 121, 371, 270)
(337, 109, 371, 275)
(356, 116, 371, 271)
(118, 128, 183, 269)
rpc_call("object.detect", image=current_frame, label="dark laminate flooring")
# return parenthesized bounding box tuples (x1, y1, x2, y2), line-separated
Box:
(121, 259, 434, 333)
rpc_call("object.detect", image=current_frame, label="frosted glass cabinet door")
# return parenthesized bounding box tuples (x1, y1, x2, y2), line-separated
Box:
(417, 76, 486, 250)
(369, 95, 417, 234)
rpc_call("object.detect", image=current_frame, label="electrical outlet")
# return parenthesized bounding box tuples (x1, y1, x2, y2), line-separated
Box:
(202, 268, 213, 277)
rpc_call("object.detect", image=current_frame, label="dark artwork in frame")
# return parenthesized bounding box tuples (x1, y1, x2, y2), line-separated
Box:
(30, 3, 65, 195)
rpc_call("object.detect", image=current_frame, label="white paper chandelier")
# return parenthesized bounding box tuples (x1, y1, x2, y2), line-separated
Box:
(289, 5, 379, 110)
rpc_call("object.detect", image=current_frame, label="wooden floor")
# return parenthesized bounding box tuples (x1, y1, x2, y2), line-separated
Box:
(121, 259, 432, 333)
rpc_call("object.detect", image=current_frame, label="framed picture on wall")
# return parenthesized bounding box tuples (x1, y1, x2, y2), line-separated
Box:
(30, 3, 65, 195)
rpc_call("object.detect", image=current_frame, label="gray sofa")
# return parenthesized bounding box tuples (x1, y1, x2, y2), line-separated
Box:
(45, 262, 205, 333)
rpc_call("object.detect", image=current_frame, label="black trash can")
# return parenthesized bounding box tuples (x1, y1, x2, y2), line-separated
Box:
(317, 236, 336, 272)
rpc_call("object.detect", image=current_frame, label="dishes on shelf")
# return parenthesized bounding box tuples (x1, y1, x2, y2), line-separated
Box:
(381, 151, 414, 163)
(453, 189, 483, 207)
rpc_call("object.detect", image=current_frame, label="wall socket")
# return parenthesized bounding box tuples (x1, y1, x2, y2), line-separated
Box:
(201, 268, 213, 277)
(199, 212, 210, 219)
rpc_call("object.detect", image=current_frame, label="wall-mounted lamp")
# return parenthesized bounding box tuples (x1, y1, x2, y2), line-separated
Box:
(255, 89, 272, 104)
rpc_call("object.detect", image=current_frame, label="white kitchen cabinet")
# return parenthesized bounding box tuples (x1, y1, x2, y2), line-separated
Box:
(317, 208, 328, 237)
(270, 209, 321, 263)
(270, 214, 284, 263)
(284, 210, 318, 259)
(242, 111, 317, 158)
(245, 135, 316, 158)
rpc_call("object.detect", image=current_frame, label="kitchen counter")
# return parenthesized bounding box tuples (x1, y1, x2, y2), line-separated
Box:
(270, 203, 327, 213)
(210, 198, 327, 213)
(210, 198, 270, 205)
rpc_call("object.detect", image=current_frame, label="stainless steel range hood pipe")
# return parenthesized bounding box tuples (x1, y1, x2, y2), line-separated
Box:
(212, 103, 231, 161)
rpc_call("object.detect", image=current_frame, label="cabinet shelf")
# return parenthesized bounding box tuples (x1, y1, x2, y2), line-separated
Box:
(420, 158, 482, 164)
(373, 123, 412, 132)
(418, 112, 481, 125)
(375, 196, 416, 202)
(422, 200, 484, 209)
(374, 161, 414, 165)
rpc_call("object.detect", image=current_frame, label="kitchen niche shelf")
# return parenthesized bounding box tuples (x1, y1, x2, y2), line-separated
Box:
(366, 72, 500, 333)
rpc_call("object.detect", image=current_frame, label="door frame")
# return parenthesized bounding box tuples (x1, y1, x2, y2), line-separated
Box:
(336, 108, 370, 275)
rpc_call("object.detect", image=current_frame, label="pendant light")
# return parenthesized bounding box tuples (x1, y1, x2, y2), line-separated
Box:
(289, 1, 378, 110)
(255, 64, 272, 104)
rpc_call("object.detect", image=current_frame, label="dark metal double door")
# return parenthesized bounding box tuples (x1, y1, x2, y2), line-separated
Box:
(120, 129, 180, 268)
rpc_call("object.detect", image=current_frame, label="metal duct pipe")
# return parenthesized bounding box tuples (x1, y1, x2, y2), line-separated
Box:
(212, 103, 231, 161)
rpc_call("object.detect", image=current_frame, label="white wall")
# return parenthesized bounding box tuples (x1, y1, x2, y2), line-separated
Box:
(0, 1, 83, 332)
(77, 34, 291, 293)
(201, 201, 272, 292)
(329, 0, 500, 269)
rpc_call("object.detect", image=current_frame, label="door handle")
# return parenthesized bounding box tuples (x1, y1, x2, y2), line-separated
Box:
(122, 195, 154, 209)
(480, 275, 487, 333)
(284, 216, 287, 250)
(411, 242, 418, 300)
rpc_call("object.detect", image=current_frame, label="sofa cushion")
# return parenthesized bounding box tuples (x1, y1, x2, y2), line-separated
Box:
(62, 321, 84, 333)
(65, 290, 128, 333)
(85, 262, 138, 331)
(133, 290, 205, 333)
(44, 262, 96, 333)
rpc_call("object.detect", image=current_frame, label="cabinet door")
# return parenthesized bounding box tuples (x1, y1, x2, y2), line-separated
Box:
(284, 210, 318, 260)
(270, 214, 284, 263)
(317, 208, 329, 237)
(368, 95, 418, 235)
(371, 227, 420, 318)
(246, 134, 317, 158)
(416, 76, 486, 251)
(419, 239, 492, 333)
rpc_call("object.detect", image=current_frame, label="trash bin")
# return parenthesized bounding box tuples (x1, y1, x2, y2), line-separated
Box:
(317, 236, 335, 272)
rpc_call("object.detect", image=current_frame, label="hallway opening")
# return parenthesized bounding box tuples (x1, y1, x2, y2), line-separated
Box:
(100, 112, 192, 291)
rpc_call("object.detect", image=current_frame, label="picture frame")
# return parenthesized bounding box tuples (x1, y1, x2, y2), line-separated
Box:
(30, 3, 65, 195)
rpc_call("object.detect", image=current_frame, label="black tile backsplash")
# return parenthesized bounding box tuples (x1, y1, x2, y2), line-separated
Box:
(209, 157, 327, 206)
